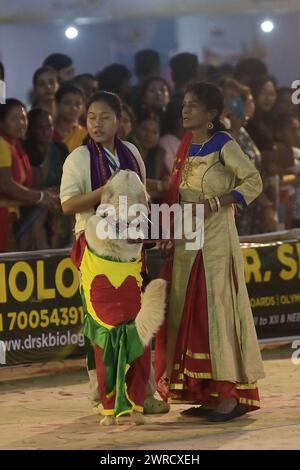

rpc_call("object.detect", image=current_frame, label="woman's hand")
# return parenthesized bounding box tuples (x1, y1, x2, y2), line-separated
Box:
(188, 200, 212, 220)
(61, 186, 103, 215)
(202, 201, 213, 220)
(146, 179, 169, 198)
(157, 240, 174, 258)
(39, 190, 60, 210)
(262, 206, 277, 232)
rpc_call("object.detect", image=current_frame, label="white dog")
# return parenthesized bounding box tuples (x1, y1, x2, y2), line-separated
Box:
(83, 170, 166, 425)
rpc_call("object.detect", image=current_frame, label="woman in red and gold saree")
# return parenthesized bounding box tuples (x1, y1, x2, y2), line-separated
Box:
(155, 82, 265, 422)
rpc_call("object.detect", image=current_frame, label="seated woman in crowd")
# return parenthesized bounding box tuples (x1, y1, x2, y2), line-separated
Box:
(0, 99, 53, 252)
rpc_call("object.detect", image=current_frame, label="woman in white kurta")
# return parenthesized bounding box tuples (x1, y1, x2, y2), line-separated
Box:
(60, 90, 169, 415)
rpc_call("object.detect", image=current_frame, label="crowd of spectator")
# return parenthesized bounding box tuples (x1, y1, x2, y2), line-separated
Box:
(1, 50, 300, 253)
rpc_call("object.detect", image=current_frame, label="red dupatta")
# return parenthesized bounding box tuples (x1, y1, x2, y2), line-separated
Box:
(164, 131, 193, 206)
(154, 131, 193, 399)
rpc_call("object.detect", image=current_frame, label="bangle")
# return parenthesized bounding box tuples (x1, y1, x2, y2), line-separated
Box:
(207, 198, 215, 213)
(37, 191, 44, 204)
(208, 197, 218, 213)
(213, 196, 221, 212)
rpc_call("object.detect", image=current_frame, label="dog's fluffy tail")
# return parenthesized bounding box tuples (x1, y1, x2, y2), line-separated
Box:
(135, 279, 167, 347)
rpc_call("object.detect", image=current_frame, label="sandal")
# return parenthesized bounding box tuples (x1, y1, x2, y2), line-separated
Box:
(143, 397, 170, 414)
(180, 406, 214, 417)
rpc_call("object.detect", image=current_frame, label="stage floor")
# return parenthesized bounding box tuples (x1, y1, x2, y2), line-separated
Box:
(0, 346, 299, 450)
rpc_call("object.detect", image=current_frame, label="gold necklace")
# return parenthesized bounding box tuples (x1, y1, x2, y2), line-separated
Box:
(192, 133, 215, 155)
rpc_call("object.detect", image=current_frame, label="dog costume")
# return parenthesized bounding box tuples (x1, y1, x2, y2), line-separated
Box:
(72, 233, 150, 418)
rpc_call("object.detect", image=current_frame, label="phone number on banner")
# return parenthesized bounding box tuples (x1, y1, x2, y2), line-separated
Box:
(0, 306, 84, 332)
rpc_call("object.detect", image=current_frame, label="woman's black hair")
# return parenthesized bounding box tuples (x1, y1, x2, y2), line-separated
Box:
(32, 66, 57, 87)
(140, 76, 171, 98)
(185, 81, 226, 134)
(97, 64, 131, 95)
(0, 98, 26, 121)
(27, 108, 51, 135)
(248, 75, 277, 101)
(161, 92, 183, 135)
(86, 91, 122, 119)
(136, 109, 161, 128)
(234, 58, 268, 84)
(133, 76, 171, 116)
(55, 82, 85, 103)
(43, 53, 73, 71)
(273, 112, 298, 135)
(121, 102, 135, 127)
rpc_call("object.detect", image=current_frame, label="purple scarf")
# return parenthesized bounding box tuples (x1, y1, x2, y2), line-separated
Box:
(87, 137, 142, 190)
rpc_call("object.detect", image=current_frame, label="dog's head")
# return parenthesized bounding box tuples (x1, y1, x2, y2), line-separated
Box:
(85, 170, 149, 260)
(101, 169, 149, 211)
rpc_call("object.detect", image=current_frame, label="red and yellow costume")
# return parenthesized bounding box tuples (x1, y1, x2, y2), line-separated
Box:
(72, 234, 150, 417)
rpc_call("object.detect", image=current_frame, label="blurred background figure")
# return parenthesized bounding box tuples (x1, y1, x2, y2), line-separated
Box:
(73, 73, 99, 103)
(24, 108, 72, 248)
(219, 78, 277, 234)
(54, 82, 87, 153)
(134, 49, 161, 85)
(43, 53, 75, 83)
(169, 52, 198, 93)
(134, 110, 167, 182)
(73, 73, 99, 126)
(133, 76, 171, 118)
(97, 63, 132, 104)
(273, 113, 300, 228)
(32, 66, 59, 118)
(234, 58, 269, 86)
(0, 61, 5, 104)
(159, 93, 184, 177)
(0, 61, 5, 81)
(246, 75, 281, 222)
(272, 87, 297, 116)
(118, 102, 135, 141)
(132, 49, 161, 100)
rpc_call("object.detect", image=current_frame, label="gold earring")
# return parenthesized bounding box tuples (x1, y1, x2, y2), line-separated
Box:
(207, 122, 214, 130)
